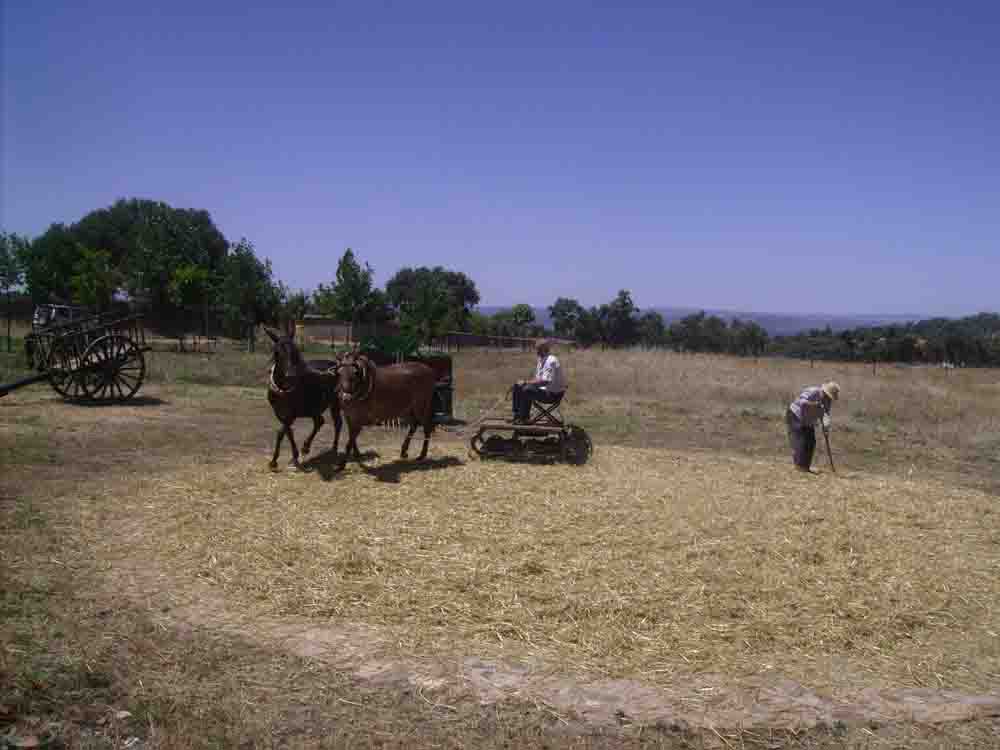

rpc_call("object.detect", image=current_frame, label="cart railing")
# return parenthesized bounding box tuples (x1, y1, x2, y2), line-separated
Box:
(26, 313, 147, 373)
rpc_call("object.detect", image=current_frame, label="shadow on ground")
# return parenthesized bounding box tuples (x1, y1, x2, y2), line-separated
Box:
(75, 395, 168, 408)
(362, 455, 464, 483)
(301, 449, 463, 483)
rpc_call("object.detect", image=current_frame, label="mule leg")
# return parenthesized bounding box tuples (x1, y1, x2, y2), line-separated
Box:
(270, 426, 287, 470)
(330, 407, 343, 458)
(286, 424, 303, 469)
(418, 406, 433, 461)
(401, 419, 418, 459)
(302, 415, 324, 455)
(341, 421, 362, 466)
(351, 424, 364, 460)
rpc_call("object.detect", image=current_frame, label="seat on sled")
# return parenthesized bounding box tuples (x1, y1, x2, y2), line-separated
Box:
(524, 388, 566, 427)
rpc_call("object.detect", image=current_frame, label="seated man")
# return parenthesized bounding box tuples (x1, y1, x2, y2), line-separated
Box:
(512, 339, 566, 424)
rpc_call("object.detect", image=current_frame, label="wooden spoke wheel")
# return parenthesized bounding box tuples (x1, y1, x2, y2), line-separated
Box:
(80, 334, 146, 403)
(47, 341, 89, 401)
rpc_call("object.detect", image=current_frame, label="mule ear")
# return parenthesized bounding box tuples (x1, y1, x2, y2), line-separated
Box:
(264, 327, 279, 343)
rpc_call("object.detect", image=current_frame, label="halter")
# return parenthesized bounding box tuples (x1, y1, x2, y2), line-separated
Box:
(268, 363, 293, 395)
(342, 355, 375, 402)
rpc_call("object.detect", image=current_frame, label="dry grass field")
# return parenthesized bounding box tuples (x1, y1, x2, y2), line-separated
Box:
(2, 344, 999, 748)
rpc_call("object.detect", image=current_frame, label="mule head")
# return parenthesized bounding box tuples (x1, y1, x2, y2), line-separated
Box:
(267, 322, 308, 391)
(336, 353, 375, 404)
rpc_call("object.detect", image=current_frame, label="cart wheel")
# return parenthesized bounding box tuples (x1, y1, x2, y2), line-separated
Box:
(80, 334, 146, 402)
(47, 341, 89, 401)
(563, 426, 593, 465)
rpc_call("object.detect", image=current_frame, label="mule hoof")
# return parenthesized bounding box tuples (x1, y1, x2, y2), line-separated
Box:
(269, 461, 280, 472)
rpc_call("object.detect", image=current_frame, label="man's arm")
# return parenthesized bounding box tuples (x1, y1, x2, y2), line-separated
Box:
(523, 358, 553, 386)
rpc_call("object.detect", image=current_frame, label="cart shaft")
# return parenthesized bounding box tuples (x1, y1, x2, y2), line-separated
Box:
(0, 372, 51, 398)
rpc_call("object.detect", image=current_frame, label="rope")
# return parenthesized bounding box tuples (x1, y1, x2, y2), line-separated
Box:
(446, 386, 513, 436)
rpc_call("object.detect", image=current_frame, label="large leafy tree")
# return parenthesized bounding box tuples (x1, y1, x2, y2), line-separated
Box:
(638, 310, 667, 348)
(1, 232, 28, 352)
(218, 239, 281, 349)
(280, 288, 313, 323)
(70, 248, 120, 312)
(509, 304, 536, 336)
(604, 289, 640, 347)
(328, 249, 376, 340)
(169, 264, 216, 335)
(548, 297, 585, 339)
(22, 199, 228, 319)
(575, 306, 606, 348)
(386, 266, 480, 332)
(75, 199, 228, 302)
(19, 224, 82, 304)
(730, 319, 769, 357)
(396, 274, 450, 345)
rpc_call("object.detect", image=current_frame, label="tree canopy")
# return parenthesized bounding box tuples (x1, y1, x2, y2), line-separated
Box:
(386, 266, 480, 341)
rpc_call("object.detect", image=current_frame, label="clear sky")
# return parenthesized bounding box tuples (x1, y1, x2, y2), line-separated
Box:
(3, 1, 997, 316)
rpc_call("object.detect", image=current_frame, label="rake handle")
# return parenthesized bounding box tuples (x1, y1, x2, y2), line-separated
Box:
(822, 427, 836, 474)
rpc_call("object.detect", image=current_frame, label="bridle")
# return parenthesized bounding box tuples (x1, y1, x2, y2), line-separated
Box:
(340, 355, 375, 403)
(268, 362, 291, 395)
(268, 339, 313, 396)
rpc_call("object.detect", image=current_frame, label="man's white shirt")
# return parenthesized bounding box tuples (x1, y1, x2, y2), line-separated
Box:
(535, 355, 566, 393)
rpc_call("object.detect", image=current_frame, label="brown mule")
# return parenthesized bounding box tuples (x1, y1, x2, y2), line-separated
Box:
(265, 320, 342, 471)
(335, 353, 437, 466)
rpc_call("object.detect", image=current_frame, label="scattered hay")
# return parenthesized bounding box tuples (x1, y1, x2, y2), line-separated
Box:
(80, 436, 1000, 700)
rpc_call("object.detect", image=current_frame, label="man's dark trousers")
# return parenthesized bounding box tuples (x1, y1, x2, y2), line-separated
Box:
(786, 408, 816, 469)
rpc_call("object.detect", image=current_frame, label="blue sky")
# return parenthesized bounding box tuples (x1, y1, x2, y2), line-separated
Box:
(3, 1, 997, 316)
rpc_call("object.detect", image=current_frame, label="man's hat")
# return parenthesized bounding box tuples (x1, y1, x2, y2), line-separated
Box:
(822, 381, 841, 400)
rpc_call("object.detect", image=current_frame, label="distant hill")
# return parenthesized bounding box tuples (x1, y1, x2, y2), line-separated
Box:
(478, 306, 920, 337)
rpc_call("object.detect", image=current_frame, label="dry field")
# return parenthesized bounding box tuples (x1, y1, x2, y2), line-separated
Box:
(2, 345, 999, 748)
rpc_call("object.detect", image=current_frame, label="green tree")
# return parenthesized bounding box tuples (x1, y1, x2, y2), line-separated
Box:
(70, 248, 120, 312)
(575, 306, 606, 348)
(0, 232, 28, 352)
(19, 199, 230, 327)
(75, 199, 228, 314)
(468, 310, 492, 336)
(397, 274, 449, 345)
(280, 288, 313, 322)
(604, 290, 640, 347)
(509, 304, 536, 336)
(548, 297, 585, 339)
(19, 224, 83, 304)
(730, 319, 769, 357)
(702, 315, 730, 353)
(675, 311, 706, 352)
(638, 310, 667, 348)
(329, 248, 376, 342)
(386, 266, 480, 332)
(168, 264, 215, 335)
(219, 239, 281, 350)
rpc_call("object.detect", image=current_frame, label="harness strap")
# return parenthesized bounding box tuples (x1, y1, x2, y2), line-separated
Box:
(268, 363, 292, 395)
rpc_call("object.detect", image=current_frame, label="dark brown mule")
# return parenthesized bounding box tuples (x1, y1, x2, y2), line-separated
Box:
(335, 353, 437, 465)
(265, 320, 342, 471)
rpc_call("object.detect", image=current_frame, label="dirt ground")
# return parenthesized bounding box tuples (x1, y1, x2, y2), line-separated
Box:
(3, 354, 1000, 748)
